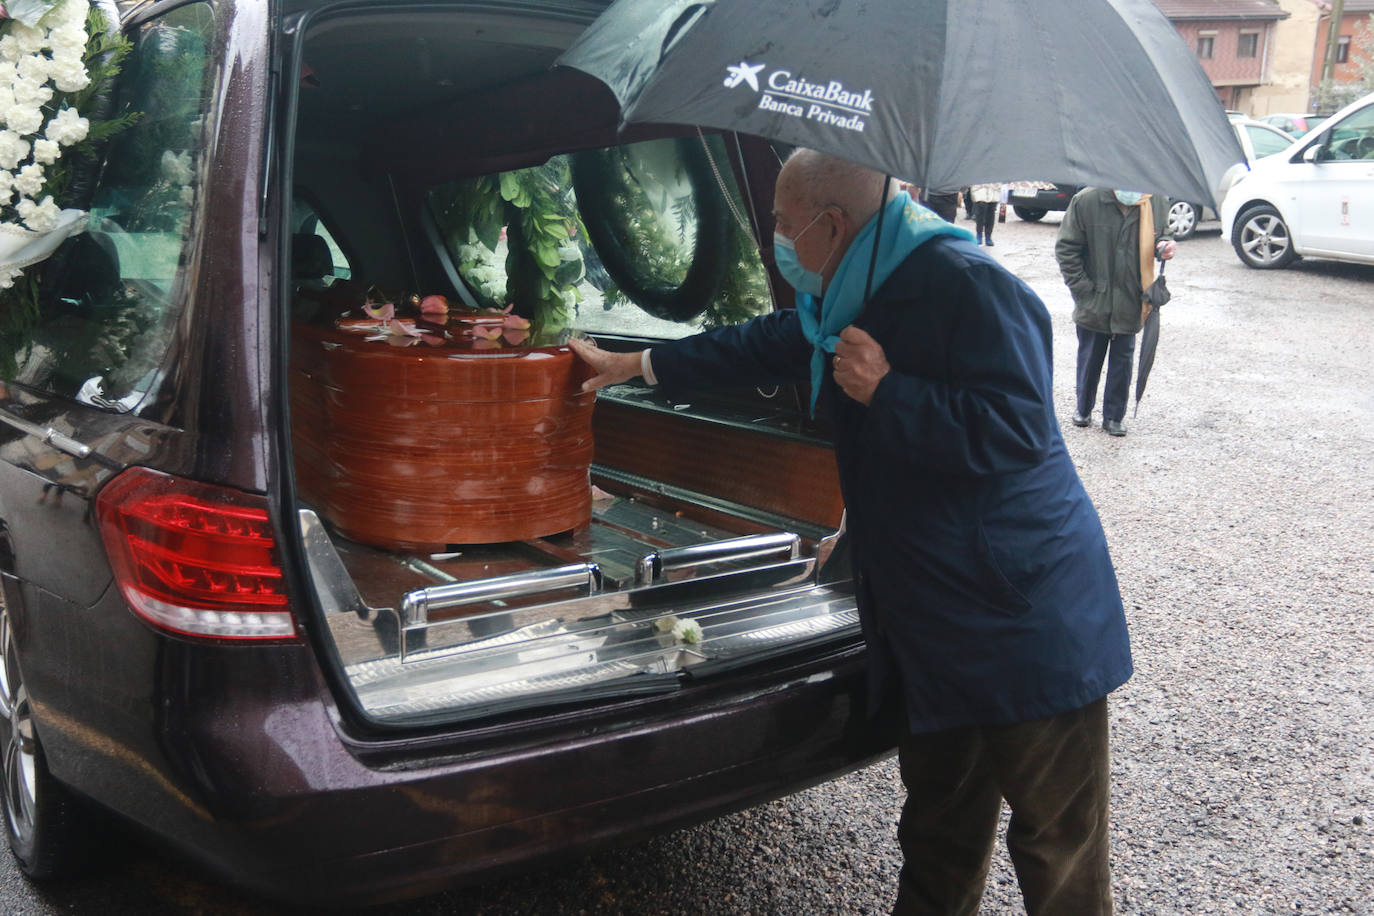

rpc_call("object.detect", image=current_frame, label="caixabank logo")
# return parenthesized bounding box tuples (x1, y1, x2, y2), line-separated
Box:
(723, 61, 873, 132)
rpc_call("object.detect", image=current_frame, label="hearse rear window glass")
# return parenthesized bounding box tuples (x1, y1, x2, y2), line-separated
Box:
(8, 4, 214, 410)
(427, 135, 771, 339)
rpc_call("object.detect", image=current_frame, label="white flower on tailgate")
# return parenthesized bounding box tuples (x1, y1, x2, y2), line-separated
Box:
(671, 618, 703, 645)
(5, 104, 44, 137)
(0, 131, 29, 170)
(45, 107, 89, 146)
(16, 195, 59, 233)
(14, 163, 44, 198)
(32, 138, 60, 165)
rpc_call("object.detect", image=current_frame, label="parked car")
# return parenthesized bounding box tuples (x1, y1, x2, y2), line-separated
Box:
(1222, 91, 1374, 269)
(0, 0, 895, 905)
(1164, 117, 1297, 240)
(1257, 112, 1330, 139)
(1006, 182, 1079, 221)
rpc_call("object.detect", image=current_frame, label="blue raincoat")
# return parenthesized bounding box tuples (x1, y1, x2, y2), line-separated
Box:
(651, 234, 1132, 733)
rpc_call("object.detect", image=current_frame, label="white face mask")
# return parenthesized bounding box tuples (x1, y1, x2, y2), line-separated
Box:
(1114, 190, 1145, 206)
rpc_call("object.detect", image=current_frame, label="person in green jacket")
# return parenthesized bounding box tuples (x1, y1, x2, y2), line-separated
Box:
(1055, 188, 1177, 436)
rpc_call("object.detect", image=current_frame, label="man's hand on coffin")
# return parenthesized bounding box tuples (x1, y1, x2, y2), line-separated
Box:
(569, 337, 644, 392)
(832, 325, 889, 406)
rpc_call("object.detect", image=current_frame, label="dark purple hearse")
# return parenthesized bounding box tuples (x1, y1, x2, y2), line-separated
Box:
(0, 0, 893, 904)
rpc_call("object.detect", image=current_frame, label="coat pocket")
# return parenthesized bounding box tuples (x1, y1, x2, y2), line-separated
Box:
(974, 521, 1033, 615)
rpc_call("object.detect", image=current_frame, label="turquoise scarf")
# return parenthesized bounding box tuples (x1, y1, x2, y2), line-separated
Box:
(796, 191, 974, 415)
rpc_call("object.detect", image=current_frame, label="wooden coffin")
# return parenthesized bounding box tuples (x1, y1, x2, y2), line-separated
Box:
(290, 321, 595, 550)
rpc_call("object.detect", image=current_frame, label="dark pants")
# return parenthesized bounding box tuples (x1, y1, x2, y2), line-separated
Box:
(1075, 326, 1136, 423)
(973, 201, 997, 242)
(922, 191, 960, 223)
(893, 699, 1114, 916)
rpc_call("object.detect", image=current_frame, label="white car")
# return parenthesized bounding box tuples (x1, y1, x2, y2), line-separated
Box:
(1222, 92, 1374, 269)
(1165, 117, 1296, 240)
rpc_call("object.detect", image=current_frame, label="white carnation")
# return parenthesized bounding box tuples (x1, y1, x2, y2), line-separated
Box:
(671, 617, 703, 644)
(14, 163, 44, 198)
(0, 87, 16, 113)
(51, 0, 91, 29)
(11, 77, 52, 109)
(44, 107, 89, 146)
(4, 104, 44, 137)
(9, 25, 45, 57)
(16, 54, 47, 83)
(49, 25, 88, 62)
(32, 138, 60, 165)
(160, 150, 192, 185)
(48, 59, 90, 93)
(0, 62, 18, 86)
(0, 37, 20, 65)
(0, 131, 30, 170)
(17, 195, 60, 233)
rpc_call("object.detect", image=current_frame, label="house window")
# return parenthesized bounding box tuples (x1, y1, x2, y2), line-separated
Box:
(1238, 31, 1258, 58)
(1197, 34, 1215, 59)
(1337, 36, 1350, 64)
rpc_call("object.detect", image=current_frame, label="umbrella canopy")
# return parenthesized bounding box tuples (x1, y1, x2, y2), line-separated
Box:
(557, 0, 1244, 207)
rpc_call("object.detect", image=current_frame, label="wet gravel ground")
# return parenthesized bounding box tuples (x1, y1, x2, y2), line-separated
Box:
(4, 217, 1372, 914)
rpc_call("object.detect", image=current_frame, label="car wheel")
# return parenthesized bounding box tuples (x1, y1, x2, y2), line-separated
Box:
(0, 596, 92, 879)
(1167, 200, 1198, 240)
(1013, 206, 1046, 221)
(1232, 205, 1297, 269)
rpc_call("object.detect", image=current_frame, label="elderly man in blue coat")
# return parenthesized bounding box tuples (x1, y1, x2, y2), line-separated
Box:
(570, 148, 1132, 916)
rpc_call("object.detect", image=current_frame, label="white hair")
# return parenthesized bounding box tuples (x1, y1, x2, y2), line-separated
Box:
(783, 148, 899, 225)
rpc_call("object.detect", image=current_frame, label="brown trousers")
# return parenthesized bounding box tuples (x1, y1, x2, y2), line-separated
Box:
(892, 698, 1113, 915)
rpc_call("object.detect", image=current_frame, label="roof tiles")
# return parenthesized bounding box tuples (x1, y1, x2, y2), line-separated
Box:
(1152, 0, 1290, 20)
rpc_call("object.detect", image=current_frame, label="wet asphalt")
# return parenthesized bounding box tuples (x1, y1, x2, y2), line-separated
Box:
(2, 215, 1371, 914)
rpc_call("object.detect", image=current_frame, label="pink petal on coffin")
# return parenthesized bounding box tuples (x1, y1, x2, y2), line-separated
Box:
(363, 303, 395, 321)
(502, 328, 530, 345)
(420, 295, 450, 317)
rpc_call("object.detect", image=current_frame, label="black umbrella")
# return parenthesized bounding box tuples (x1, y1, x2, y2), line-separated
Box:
(1134, 257, 1170, 417)
(557, 0, 1244, 206)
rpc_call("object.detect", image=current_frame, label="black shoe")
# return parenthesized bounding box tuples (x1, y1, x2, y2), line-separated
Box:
(985, 239, 994, 247)
(1071, 412, 1092, 427)
(1103, 419, 1127, 437)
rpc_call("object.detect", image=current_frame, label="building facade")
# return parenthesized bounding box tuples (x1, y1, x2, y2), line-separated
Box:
(1310, 0, 1374, 91)
(1154, 0, 1292, 111)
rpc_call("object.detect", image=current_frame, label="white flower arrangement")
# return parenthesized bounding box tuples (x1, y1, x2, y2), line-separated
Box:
(0, 0, 97, 289)
(653, 615, 705, 645)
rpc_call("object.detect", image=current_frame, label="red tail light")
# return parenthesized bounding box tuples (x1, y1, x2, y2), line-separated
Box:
(96, 468, 297, 640)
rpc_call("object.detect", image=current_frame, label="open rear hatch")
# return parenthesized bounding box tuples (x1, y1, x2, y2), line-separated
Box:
(282, 4, 857, 726)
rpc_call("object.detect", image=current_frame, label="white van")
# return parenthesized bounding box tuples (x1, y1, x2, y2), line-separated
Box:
(1221, 92, 1374, 268)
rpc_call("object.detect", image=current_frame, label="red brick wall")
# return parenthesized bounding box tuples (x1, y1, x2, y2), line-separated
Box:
(1311, 12, 1374, 86)
(1173, 20, 1270, 85)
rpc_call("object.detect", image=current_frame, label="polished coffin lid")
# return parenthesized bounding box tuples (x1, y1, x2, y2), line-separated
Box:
(290, 317, 595, 549)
